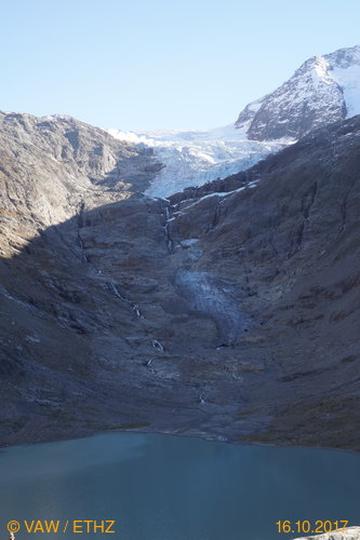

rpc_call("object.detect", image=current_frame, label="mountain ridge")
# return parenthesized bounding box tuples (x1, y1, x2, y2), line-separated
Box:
(235, 44, 360, 140)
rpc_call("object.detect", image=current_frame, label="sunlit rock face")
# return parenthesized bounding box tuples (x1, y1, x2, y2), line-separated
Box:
(0, 112, 161, 228)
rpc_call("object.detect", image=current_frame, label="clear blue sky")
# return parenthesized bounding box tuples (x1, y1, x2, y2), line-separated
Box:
(1, 0, 359, 130)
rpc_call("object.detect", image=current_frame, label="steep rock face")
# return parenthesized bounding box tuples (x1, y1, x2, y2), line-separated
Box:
(0, 111, 162, 277)
(0, 112, 160, 227)
(167, 115, 360, 448)
(235, 45, 360, 140)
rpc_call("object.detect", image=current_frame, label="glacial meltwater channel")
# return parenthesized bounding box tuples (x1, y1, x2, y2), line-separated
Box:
(1, 433, 360, 540)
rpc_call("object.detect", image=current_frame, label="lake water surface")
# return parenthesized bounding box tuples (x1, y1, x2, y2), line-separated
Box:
(0, 433, 360, 540)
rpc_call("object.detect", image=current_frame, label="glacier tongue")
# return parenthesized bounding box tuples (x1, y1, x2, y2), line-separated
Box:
(108, 125, 287, 198)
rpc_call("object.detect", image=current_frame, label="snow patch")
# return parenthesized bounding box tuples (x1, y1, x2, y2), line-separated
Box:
(182, 182, 257, 211)
(331, 64, 360, 117)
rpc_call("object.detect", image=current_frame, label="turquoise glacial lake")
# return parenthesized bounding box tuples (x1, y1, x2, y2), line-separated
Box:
(0, 433, 359, 539)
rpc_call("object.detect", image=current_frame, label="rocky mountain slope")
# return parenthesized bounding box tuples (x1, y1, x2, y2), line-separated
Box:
(2, 110, 360, 449)
(0, 112, 161, 227)
(236, 45, 360, 140)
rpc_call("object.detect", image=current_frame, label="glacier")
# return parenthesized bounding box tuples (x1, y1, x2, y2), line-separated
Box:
(108, 125, 287, 198)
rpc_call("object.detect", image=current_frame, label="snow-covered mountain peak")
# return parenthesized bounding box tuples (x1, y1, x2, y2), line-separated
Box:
(235, 45, 360, 141)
